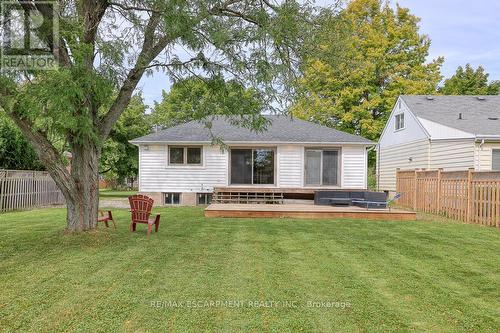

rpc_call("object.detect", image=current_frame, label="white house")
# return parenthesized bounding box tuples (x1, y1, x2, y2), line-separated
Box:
(130, 116, 374, 205)
(377, 95, 500, 191)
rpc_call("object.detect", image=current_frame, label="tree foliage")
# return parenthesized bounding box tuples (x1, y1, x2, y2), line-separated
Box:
(0, 112, 44, 171)
(291, 0, 443, 140)
(100, 94, 150, 186)
(0, 0, 314, 231)
(440, 64, 500, 95)
(150, 76, 264, 130)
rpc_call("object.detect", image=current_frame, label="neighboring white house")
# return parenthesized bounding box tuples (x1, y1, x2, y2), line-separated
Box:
(130, 116, 374, 205)
(377, 95, 500, 191)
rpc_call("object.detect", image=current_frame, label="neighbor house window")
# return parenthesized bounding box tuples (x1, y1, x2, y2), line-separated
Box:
(197, 193, 212, 205)
(395, 113, 405, 130)
(493, 149, 500, 170)
(230, 148, 275, 185)
(305, 149, 340, 186)
(169, 146, 202, 165)
(164, 193, 180, 205)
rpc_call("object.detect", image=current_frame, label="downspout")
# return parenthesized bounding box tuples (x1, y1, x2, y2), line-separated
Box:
(477, 139, 485, 171)
(428, 138, 432, 169)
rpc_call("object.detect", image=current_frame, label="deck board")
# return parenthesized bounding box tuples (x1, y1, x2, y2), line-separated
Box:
(204, 204, 416, 220)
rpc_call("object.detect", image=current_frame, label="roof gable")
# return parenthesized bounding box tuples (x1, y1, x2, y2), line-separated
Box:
(131, 116, 374, 144)
(378, 96, 429, 147)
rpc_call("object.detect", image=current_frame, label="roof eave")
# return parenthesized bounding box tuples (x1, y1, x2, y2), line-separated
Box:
(129, 140, 375, 146)
(475, 135, 500, 141)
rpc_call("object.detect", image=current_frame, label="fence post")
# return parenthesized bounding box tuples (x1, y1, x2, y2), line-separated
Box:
(396, 168, 400, 194)
(466, 168, 474, 223)
(436, 168, 443, 214)
(413, 169, 418, 211)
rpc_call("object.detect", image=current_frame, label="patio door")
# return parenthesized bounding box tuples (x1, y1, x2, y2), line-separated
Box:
(305, 150, 322, 186)
(305, 149, 340, 186)
(230, 148, 275, 185)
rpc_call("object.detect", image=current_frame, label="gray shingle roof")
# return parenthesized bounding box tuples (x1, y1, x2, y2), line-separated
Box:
(131, 116, 374, 144)
(401, 95, 500, 137)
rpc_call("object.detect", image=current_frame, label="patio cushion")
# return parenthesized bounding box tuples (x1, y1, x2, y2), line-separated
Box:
(349, 191, 365, 200)
(363, 192, 387, 202)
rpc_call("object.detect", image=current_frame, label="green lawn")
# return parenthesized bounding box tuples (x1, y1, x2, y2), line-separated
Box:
(0, 208, 499, 332)
(98, 189, 137, 198)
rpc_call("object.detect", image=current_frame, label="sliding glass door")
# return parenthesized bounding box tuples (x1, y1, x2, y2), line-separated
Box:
(230, 149, 252, 184)
(230, 148, 275, 185)
(305, 149, 339, 186)
(305, 150, 322, 185)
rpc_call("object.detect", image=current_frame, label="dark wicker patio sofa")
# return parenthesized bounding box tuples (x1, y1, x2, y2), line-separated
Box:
(314, 190, 388, 209)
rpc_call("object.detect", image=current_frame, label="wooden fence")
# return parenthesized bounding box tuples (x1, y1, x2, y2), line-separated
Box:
(0, 170, 65, 212)
(396, 168, 500, 227)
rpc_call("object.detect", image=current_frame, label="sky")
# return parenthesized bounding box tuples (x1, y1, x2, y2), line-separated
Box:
(138, 0, 500, 107)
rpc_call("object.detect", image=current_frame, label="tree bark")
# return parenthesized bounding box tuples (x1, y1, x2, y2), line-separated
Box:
(64, 140, 101, 232)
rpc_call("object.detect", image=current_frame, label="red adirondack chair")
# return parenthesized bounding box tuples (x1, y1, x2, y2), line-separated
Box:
(128, 195, 160, 237)
(97, 210, 116, 228)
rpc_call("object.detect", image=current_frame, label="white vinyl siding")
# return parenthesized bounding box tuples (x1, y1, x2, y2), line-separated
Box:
(475, 142, 500, 171)
(139, 143, 370, 193)
(378, 139, 430, 191)
(341, 146, 368, 189)
(139, 145, 227, 192)
(429, 140, 475, 170)
(277, 145, 303, 187)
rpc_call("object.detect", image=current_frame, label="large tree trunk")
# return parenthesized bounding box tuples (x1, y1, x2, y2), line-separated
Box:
(64, 141, 101, 232)
(6, 112, 101, 232)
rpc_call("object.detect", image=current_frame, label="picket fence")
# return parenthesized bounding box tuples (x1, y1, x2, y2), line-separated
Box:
(0, 169, 65, 212)
(396, 168, 500, 227)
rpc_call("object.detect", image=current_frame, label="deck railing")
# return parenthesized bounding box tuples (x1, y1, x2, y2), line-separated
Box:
(0, 169, 65, 212)
(396, 168, 500, 227)
(212, 188, 284, 204)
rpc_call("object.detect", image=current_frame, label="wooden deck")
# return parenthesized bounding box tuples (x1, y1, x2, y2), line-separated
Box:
(214, 187, 336, 194)
(204, 204, 417, 220)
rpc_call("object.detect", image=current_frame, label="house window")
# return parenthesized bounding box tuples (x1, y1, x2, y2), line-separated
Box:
(395, 113, 405, 131)
(305, 149, 340, 186)
(493, 149, 500, 170)
(197, 193, 213, 205)
(169, 146, 202, 165)
(230, 148, 275, 185)
(164, 193, 180, 205)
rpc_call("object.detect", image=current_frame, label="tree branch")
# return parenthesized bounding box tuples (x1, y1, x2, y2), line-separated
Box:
(0, 82, 75, 200)
(98, 12, 172, 139)
(9, 113, 76, 200)
(17, 0, 73, 67)
(108, 2, 159, 13)
(82, 0, 109, 69)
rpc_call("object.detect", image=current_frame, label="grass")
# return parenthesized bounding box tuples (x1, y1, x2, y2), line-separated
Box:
(98, 189, 137, 198)
(0, 207, 499, 332)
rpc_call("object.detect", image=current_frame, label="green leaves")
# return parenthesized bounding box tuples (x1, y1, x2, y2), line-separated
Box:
(292, 0, 443, 141)
(100, 94, 149, 184)
(0, 112, 44, 170)
(440, 64, 500, 95)
(11, 65, 114, 148)
(149, 76, 265, 130)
